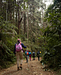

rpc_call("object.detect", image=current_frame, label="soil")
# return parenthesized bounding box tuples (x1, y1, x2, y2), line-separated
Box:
(0, 58, 56, 75)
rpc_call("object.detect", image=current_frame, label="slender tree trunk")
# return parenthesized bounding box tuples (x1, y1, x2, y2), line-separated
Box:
(18, 3, 20, 34)
(24, 12, 26, 34)
(24, 1, 26, 34)
(32, 3, 35, 26)
(10, 13, 12, 20)
(27, 11, 28, 39)
(13, 10, 14, 23)
(16, 7, 18, 26)
(0, 0, 2, 8)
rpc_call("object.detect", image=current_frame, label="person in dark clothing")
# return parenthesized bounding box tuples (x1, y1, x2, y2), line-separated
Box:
(37, 51, 40, 61)
(14, 39, 26, 70)
(32, 52, 35, 60)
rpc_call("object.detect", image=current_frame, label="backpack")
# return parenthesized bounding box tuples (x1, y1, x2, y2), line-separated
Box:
(29, 52, 31, 55)
(37, 52, 39, 56)
(40, 51, 41, 53)
(16, 43, 22, 51)
(27, 52, 29, 55)
(33, 52, 35, 56)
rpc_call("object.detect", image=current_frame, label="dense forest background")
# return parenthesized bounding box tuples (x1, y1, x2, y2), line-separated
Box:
(0, 0, 61, 71)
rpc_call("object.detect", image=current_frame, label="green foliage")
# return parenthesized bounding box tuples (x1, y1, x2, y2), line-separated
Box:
(0, 20, 18, 68)
(0, 21, 17, 34)
(41, 0, 61, 70)
(41, 25, 61, 69)
(0, 40, 16, 68)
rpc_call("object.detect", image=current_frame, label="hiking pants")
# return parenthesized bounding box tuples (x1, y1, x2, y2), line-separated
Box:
(29, 54, 31, 61)
(16, 50, 23, 68)
(29, 56, 31, 61)
(33, 56, 35, 60)
(26, 56, 29, 63)
(38, 56, 40, 61)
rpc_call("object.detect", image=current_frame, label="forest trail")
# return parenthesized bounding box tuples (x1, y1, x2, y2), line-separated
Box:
(0, 58, 56, 75)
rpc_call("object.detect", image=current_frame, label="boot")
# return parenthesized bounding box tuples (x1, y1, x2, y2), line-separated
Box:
(20, 64, 22, 70)
(17, 67, 20, 71)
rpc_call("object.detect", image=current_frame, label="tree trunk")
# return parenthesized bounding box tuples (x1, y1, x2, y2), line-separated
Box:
(24, 12, 26, 34)
(24, 1, 26, 34)
(27, 11, 28, 39)
(18, 3, 20, 34)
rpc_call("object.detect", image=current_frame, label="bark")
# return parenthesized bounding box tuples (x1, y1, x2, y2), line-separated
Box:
(27, 11, 28, 39)
(24, 12, 26, 34)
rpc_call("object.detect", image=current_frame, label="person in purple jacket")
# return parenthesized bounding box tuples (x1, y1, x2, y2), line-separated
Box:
(14, 39, 26, 70)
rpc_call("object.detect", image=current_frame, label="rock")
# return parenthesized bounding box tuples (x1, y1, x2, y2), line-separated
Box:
(42, 65, 48, 69)
(26, 68, 29, 70)
(43, 69, 48, 71)
(33, 72, 37, 75)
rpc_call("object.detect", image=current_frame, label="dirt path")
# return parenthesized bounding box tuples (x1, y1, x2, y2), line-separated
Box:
(0, 58, 56, 75)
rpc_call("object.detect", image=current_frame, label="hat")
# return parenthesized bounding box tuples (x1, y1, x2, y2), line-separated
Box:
(17, 39, 21, 42)
(27, 50, 28, 52)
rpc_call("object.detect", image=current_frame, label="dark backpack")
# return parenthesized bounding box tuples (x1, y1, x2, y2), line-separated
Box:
(33, 52, 35, 56)
(37, 52, 39, 56)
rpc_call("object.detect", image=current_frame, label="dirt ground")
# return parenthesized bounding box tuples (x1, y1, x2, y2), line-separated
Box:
(0, 58, 56, 75)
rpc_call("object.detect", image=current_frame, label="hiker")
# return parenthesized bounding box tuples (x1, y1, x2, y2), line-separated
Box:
(32, 52, 35, 60)
(14, 39, 26, 70)
(37, 51, 40, 61)
(29, 50, 31, 61)
(25, 50, 29, 63)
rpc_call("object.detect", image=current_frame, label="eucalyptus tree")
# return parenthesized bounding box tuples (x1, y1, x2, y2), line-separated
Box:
(2, 0, 16, 22)
(27, 0, 46, 43)
(15, 0, 46, 43)
(0, 0, 6, 21)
